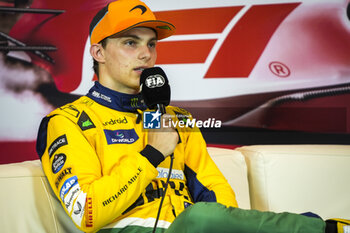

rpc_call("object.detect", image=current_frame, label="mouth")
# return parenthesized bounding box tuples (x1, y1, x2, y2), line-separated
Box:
(133, 67, 148, 74)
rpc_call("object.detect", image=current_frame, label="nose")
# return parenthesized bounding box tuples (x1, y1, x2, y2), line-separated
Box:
(138, 45, 152, 61)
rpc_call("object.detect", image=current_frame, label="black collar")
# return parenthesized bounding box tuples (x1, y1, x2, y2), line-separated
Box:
(86, 82, 147, 112)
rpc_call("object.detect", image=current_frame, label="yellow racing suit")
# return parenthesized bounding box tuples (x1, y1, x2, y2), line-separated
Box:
(36, 82, 237, 232)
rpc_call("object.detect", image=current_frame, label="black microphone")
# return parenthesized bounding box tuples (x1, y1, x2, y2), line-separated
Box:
(140, 67, 170, 115)
(140, 67, 173, 233)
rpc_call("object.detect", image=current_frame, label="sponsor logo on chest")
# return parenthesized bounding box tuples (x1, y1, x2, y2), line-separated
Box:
(104, 129, 139, 144)
(157, 168, 185, 180)
(103, 116, 128, 126)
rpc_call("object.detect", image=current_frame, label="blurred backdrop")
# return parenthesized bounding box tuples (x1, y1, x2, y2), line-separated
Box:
(1, 0, 350, 163)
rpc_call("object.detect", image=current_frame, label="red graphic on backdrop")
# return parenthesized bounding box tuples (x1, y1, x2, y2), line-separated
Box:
(156, 3, 300, 78)
(3, 1, 350, 165)
(9, 0, 114, 93)
(9, 2, 300, 93)
(269, 61, 291, 77)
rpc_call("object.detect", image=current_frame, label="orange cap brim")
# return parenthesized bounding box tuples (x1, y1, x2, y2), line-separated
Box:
(90, 0, 176, 45)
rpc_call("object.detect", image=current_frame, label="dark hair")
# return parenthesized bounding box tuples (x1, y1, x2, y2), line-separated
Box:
(90, 5, 109, 79)
(92, 38, 108, 79)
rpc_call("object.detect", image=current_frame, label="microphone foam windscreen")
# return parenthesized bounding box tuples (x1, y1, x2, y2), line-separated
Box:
(140, 67, 171, 109)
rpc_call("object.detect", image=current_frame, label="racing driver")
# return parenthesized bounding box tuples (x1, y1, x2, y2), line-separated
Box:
(36, 0, 349, 232)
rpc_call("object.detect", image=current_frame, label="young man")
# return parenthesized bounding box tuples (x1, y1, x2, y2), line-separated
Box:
(37, 0, 237, 232)
(36, 0, 348, 232)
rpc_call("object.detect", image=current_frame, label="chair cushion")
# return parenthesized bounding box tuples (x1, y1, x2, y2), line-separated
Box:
(238, 145, 350, 219)
(0, 160, 82, 233)
(207, 147, 250, 209)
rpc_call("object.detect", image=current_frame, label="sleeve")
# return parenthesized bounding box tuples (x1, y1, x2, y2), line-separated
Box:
(182, 121, 238, 208)
(38, 115, 163, 232)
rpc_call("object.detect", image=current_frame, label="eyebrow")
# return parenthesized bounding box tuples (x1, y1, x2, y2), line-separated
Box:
(117, 34, 157, 41)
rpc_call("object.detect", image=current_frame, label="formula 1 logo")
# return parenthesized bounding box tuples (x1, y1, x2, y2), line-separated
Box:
(77, 3, 300, 94)
(155, 3, 300, 78)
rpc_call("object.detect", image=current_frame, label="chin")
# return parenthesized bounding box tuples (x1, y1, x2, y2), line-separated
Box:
(130, 85, 141, 94)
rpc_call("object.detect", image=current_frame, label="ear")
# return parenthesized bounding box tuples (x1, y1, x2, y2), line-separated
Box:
(90, 43, 105, 63)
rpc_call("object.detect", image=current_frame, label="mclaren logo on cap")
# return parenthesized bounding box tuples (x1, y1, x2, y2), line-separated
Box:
(129, 5, 147, 15)
(157, 25, 172, 30)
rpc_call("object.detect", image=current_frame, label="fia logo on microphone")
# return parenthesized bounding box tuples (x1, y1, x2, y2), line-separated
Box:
(145, 75, 165, 88)
(143, 110, 162, 129)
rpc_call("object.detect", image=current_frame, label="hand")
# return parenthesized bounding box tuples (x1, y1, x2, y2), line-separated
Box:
(147, 114, 179, 158)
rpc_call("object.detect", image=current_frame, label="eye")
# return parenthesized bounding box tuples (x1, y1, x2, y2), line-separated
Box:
(148, 41, 157, 48)
(124, 40, 136, 46)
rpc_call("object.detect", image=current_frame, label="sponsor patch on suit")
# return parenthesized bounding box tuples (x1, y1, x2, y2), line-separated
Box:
(48, 135, 68, 158)
(104, 129, 139, 144)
